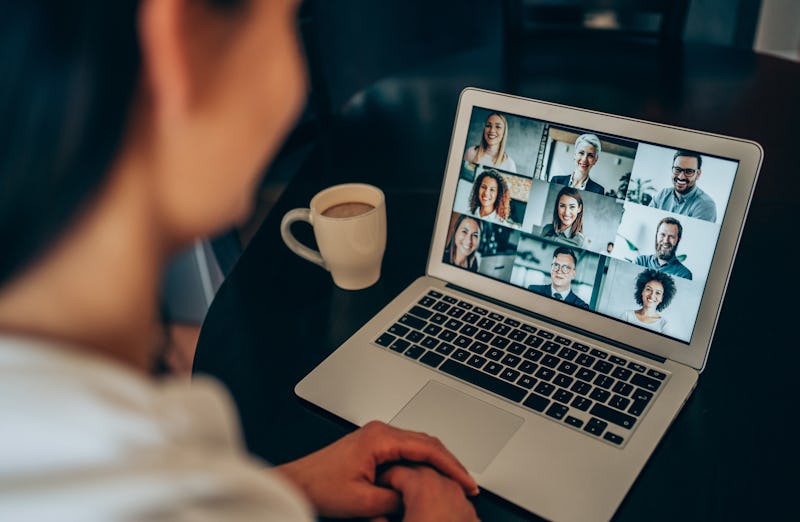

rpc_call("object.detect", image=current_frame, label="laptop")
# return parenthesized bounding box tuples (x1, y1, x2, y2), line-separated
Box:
(296, 88, 762, 522)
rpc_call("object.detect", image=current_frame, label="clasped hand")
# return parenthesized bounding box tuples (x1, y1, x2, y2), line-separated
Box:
(277, 421, 480, 521)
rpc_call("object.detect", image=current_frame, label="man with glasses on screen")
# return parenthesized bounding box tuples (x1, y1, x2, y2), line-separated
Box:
(648, 150, 717, 223)
(528, 247, 590, 309)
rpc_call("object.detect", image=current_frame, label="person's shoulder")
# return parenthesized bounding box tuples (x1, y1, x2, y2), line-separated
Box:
(634, 254, 649, 266)
(568, 291, 590, 308)
(528, 284, 549, 293)
(587, 179, 604, 194)
(549, 175, 569, 185)
(463, 146, 478, 161)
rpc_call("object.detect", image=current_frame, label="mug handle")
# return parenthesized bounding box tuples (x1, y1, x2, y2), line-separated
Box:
(280, 208, 327, 269)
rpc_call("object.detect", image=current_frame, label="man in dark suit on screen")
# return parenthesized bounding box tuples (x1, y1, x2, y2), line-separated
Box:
(528, 246, 590, 309)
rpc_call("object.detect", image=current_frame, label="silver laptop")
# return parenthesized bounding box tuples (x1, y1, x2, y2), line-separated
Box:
(296, 88, 761, 522)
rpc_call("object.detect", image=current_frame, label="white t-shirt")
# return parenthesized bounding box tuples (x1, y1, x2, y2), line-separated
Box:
(0, 336, 313, 522)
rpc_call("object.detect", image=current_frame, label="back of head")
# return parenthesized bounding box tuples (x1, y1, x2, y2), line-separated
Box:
(0, 1, 140, 287)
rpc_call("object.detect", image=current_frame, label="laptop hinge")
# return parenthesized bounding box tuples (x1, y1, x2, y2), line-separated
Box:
(445, 283, 668, 364)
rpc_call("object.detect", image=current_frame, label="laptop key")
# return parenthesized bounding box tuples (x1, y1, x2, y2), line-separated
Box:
(571, 396, 592, 411)
(452, 348, 470, 362)
(584, 418, 608, 436)
(429, 313, 447, 324)
(472, 306, 489, 316)
(459, 324, 478, 337)
(542, 341, 561, 354)
(611, 366, 633, 381)
(399, 314, 425, 330)
(439, 359, 527, 402)
(443, 295, 458, 304)
(454, 335, 472, 348)
(467, 355, 487, 369)
(609, 355, 627, 366)
(490, 337, 510, 349)
(590, 388, 610, 403)
(524, 335, 544, 348)
(537, 330, 555, 339)
(507, 342, 526, 355)
(604, 432, 624, 445)
(523, 392, 550, 412)
(457, 300, 473, 310)
(553, 374, 573, 388)
(376, 333, 395, 347)
(420, 351, 445, 368)
(594, 360, 613, 374)
(475, 329, 493, 342)
(433, 301, 450, 313)
(572, 342, 590, 352)
(409, 306, 433, 320)
(594, 375, 615, 389)
(509, 329, 527, 342)
(492, 323, 511, 336)
(504, 318, 521, 327)
(647, 369, 668, 380)
(534, 382, 555, 397)
(421, 336, 439, 349)
(518, 375, 537, 389)
(558, 347, 577, 361)
(576, 354, 596, 367)
(558, 361, 578, 375)
(590, 403, 637, 429)
(501, 354, 521, 367)
(477, 318, 495, 329)
(631, 373, 662, 392)
(468, 341, 488, 354)
(535, 367, 555, 381)
(609, 395, 631, 411)
(485, 362, 503, 375)
(390, 339, 411, 353)
(435, 343, 455, 356)
(486, 348, 503, 361)
(444, 318, 463, 331)
(388, 324, 409, 337)
(546, 403, 569, 420)
(404, 345, 425, 359)
(612, 381, 634, 396)
(438, 329, 457, 342)
(462, 312, 480, 324)
(427, 290, 443, 298)
(521, 324, 537, 333)
(541, 355, 559, 368)
(406, 330, 424, 343)
(519, 361, 537, 374)
(446, 307, 465, 318)
(590, 348, 608, 359)
(576, 368, 596, 382)
(571, 381, 591, 396)
(501, 368, 521, 382)
(565, 416, 584, 428)
(523, 348, 543, 362)
(628, 362, 647, 373)
(489, 312, 505, 321)
(553, 388, 574, 404)
(418, 296, 436, 307)
(555, 336, 572, 346)
(423, 324, 442, 336)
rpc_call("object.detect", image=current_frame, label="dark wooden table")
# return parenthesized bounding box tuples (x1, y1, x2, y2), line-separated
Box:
(194, 42, 799, 521)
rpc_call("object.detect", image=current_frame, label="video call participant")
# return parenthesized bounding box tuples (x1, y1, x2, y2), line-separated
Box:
(468, 169, 511, 224)
(541, 186, 585, 248)
(528, 247, 590, 309)
(649, 150, 717, 223)
(635, 217, 693, 280)
(0, 1, 479, 521)
(549, 133, 605, 195)
(443, 215, 482, 272)
(620, 269, 677, 334)
(463, 112, 517, 172)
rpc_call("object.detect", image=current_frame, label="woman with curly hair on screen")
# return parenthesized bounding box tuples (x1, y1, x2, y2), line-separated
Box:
(468, 169, 512, 224)
(620, 269, 677, 334)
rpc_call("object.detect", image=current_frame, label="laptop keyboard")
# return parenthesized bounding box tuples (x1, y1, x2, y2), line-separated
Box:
(374, 289, 669, 448)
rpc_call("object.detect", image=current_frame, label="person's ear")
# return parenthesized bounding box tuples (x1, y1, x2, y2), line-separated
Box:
(138, 0, 191, 125)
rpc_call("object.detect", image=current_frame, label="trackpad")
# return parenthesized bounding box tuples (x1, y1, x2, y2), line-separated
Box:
(389, 380, 524, 473)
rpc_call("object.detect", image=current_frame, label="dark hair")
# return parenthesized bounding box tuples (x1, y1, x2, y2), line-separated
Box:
(0, 0, 244, 288)
(468, 169, 511, 220)
(551, 186, 584, 233)
(0, 2, 140, 286)
(656, 216, 683, 241)
(673, 150, 702, 170)
(552, 246, 578, 268)
(634, 268, 676, 312)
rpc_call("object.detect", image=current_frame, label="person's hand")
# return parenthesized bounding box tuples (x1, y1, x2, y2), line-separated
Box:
(276, 420, 478, 519)
(373, 464, 480, 522)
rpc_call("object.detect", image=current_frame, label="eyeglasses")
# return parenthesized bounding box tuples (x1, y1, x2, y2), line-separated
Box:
(672, 166, 698, 176)
(551, 262, 574, 274)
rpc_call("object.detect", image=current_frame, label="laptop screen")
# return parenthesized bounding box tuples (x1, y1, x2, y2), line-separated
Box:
(441, 106, 740, 344)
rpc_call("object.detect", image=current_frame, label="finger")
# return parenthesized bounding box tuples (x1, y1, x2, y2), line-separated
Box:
(353, 483, 403, 517)
(370, 424, 479, 495)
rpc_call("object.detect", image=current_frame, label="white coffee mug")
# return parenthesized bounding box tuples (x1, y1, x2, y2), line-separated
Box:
(280, 183, 387, 290)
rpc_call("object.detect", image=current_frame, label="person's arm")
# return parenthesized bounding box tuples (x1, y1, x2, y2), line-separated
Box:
(276, 421, 478, 519)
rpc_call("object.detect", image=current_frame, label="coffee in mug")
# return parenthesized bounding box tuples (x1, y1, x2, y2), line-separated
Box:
(321, 202, 375, 218)
(280, 183, 387, 290)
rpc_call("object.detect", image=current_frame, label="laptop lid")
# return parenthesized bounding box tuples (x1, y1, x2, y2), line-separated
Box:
(427, 88, 762, 371)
